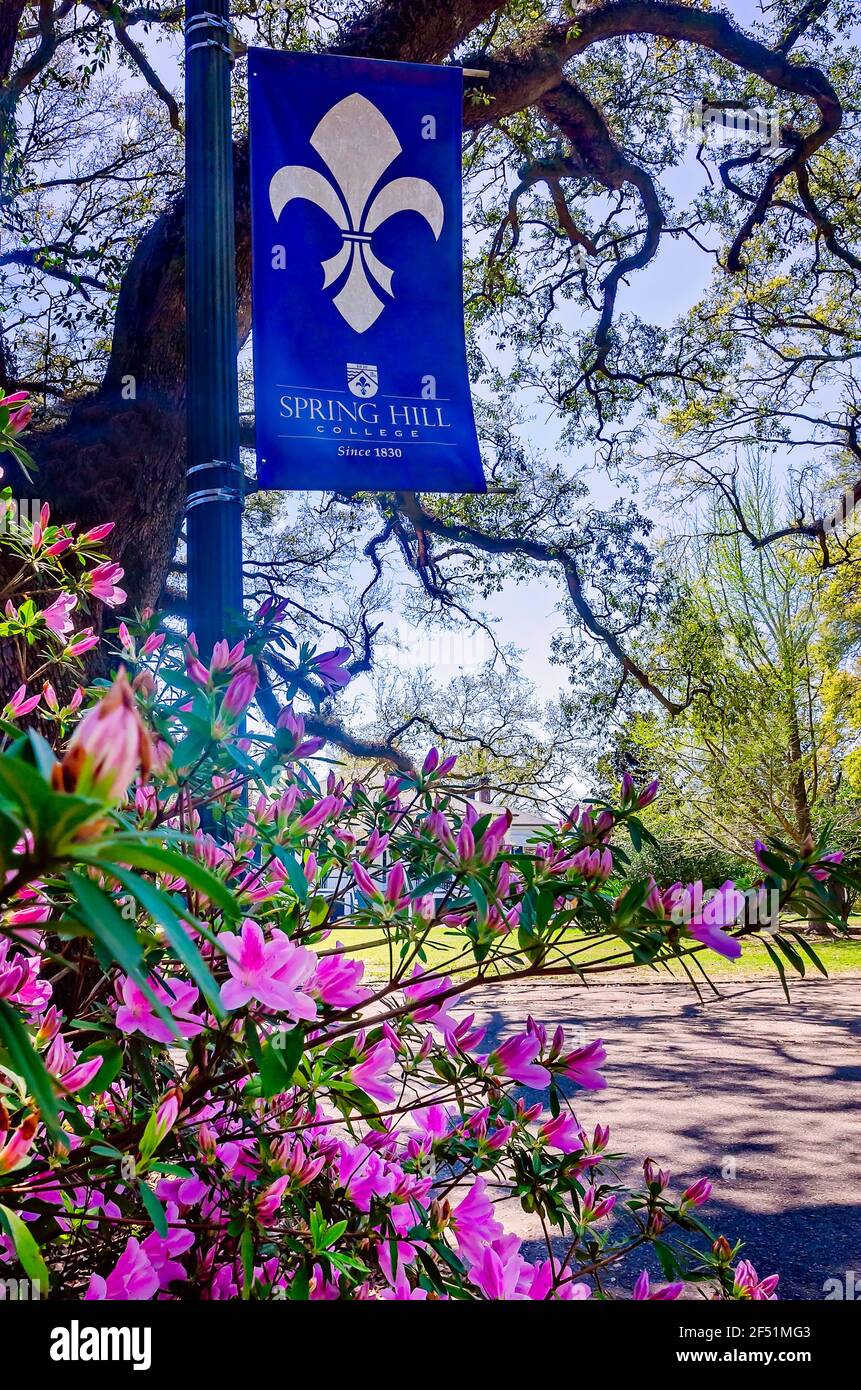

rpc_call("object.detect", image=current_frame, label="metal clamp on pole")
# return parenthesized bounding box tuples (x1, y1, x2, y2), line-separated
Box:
(186, 458, 245, 478)
(187, 459, 246, 509)
(185, 11, 236, 60)
(187, 486, 244, 510)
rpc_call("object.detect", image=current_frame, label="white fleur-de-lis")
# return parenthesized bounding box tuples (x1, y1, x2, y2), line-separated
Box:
(269, 93, 444, 334)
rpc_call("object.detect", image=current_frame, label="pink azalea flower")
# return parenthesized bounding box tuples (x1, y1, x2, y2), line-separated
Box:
(4, 684, 40, 718)
(688, 880, 745, 959)
(527, 1260, 591, 1300)
(296, 795, 340, 831)
(65, 627, 99, 657)
(0, 1113, 38, 1175)
(557, 1038, 607, 1090)
(421, 747, 458, 779)
(380, 1267, 429, 1300)
(185, 642, 210, 687)
(0, 941, 51, 1011)
(809, 850, 844, 882)
(680, 1177, 712, 1209)
(581, 1184, 617, 1222)
(85, 561, 127, 606)
(255, 1175, 291, 1225)
(153, 1089, 181, 1145)
(468, 1236, 527, 1299)
(637, 779, 659, 808)
(446, 1012, 486, 1054)
(348, 1040, 397, 1104)
(450, 1178, 504, 1264)
(733, 1259, 779, 1300)
(54, 670, 152, 803)
(633, 1269, 684, 1300)
(311, 949, 369, 1008)
(313, 646, 352, 690)
(220, 668, 258, 722)
(486, 1032, 551, 1089)
(81, 522, 115, 543)
(271, 1135, 326, 1189)
(336, 1141, 399, 1211)
(403, 966, 457, 1029)
(480, 811, 512, 863)
(115, 975, 204, 1045)
(141, 1203, 194, 1287)
(308, 1262, 341, 1300)
(276, 705, 325, 758)
(8, 401, 33, 434)
(44, 1035, 103, 1095)
(218, 919, 317, 1018)
(538, 1112, 583, 1152)
(85, 1236, 159, 1300)
(41, 592, 76, 636)
(351, 859, 380, 900)
(409, 1103, 452, 1150)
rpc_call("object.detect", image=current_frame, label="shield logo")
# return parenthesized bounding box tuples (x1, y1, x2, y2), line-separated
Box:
(347, 363, 379, 398)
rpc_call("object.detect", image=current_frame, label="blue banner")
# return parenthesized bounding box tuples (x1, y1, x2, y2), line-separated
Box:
(248, 50, 485, 494)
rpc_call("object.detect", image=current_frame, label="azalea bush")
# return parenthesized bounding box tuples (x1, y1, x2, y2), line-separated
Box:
(0, 418, 854, 1302)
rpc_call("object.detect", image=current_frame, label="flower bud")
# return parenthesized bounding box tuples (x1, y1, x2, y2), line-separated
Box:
(52, 670, 152, 804)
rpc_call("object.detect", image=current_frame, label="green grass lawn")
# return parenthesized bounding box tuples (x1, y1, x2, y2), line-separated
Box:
(338, 926, 861, 987)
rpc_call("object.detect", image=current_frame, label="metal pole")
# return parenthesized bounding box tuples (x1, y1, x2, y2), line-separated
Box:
(184, 0, 244, 661)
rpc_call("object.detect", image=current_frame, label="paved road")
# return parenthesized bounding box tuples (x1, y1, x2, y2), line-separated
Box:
(467, 976, 861, 1299)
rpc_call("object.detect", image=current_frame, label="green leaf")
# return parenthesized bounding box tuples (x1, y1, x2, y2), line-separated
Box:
(408, 871, 450, 900)
(288, 1266, 310, 1300)
(105, 864, 223, 1015)
(653, 1238, 683, 1281)
(260, 1026, 304, 1099)
(76, 1041, 123, 1098)
(0, 754, 50, 835)
(25, 730, 57, 781)
(773, 934, 806, 977)
(82, 839, 239, 917)
(787, 932, 829, 978)
(0, 999, 60, 1137)
(307, 895, 329, 927)
(65, 870, 143, 977)
(5, 739, 105, 856)
(465, 875, 488, 919)
(0, 1203, 50, 1291)
(244, 1017, 263, 1069)
(763, 941, 791, 1003)
(240, 1225, 254, 1300)
(65, 871, 180, 1040)
(271, 847, 309, 903)
(757, 849, 792, 878)
(138, 1181, 168, 1237)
